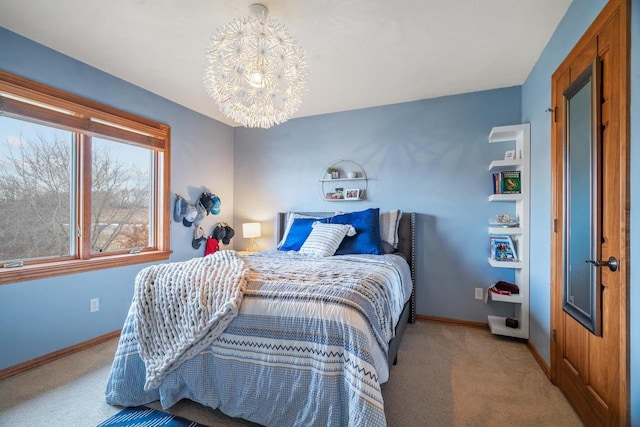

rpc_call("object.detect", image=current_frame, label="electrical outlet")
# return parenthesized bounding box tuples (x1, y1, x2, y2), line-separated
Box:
(475, 288, 483, 300)
(90, 298, 99, 312)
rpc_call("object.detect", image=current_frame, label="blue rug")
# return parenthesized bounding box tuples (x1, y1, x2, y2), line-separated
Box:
(97, 406, 206, 427)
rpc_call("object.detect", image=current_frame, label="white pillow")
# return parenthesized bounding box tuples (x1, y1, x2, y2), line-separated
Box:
(299, 222, 356, 257)
(380, 210, 402, 250)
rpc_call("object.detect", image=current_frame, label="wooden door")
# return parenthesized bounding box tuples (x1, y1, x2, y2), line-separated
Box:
(550, 1, 629, 426)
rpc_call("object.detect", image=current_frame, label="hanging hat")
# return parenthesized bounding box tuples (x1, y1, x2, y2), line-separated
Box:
(192, 225, 207, 249)
(199, 192, 214, 214)
(199, 192, 222, 215)
(173, 195, 188, 222)
(182, 203, 198, 227)
(194, 202, 206, 225)
(222, 225, 235, 245)
(210, 195, 221, 215)
(212, 223, 227, 242)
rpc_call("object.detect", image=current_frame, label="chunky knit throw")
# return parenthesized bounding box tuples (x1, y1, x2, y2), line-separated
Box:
(134, 250, 249, 390)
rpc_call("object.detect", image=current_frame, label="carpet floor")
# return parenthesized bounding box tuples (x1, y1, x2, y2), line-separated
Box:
(0, 320, 583, 426)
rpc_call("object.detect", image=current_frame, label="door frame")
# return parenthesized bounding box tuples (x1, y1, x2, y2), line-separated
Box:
(550, 0, 630, 424)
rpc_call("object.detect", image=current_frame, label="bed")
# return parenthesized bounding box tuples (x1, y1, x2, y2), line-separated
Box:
(105, 209, 416, 427)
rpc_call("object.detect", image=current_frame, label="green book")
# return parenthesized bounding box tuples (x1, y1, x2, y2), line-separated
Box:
(501, 170, 521, 194)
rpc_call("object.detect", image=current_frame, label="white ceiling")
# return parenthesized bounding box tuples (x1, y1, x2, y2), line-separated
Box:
(0, 0, 571, 127)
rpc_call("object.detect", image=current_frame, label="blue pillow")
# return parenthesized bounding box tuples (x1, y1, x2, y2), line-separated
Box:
(330, 208, 383, 255)
(278, 217, 330, 251)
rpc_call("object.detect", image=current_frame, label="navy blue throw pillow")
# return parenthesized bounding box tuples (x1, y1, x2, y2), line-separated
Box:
(331, 208, 383, 255)
(278, 217, 330, 251)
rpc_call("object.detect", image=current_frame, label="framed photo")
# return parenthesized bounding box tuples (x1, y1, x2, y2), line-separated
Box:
(325, 187, 344, 200)
(504, 149, 516, 160)
(344, 188, 360, 200)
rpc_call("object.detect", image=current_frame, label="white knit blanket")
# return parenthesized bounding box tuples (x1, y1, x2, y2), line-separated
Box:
(134, 250, 249, 390)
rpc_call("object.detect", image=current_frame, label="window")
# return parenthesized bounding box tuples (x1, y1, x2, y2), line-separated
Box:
(0, 70, 171, 285)
(90, 137, 154, 254)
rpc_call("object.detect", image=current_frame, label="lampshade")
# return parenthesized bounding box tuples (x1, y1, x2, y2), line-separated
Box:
(203, 3, 308, 129)
(242, 222, 262, 239)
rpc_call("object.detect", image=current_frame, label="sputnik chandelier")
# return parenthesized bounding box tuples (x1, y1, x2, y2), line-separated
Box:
(203, 3, 308, 129)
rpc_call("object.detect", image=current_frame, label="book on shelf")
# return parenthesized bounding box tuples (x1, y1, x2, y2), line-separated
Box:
(490, 235, 517, 262)
(492, 170, 521, 194)
(493, 173, 500, 194)
(501, 170, 521, 194)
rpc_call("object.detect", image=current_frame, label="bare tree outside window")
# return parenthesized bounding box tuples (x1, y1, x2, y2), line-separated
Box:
(0, 119, 73, 261)
(90, 137, 151, 253)
(0, 117, 152, 262)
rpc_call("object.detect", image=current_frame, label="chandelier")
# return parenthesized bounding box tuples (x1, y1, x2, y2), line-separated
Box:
(203, 3, 308, 129)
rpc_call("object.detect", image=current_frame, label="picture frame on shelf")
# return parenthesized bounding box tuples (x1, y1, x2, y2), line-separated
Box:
(344, 189, 359, 200)
(325, 188, 345, 200)
(504, 149, 516, 160)
(490, 235, 517, 262)
(325, 191, 343, 200)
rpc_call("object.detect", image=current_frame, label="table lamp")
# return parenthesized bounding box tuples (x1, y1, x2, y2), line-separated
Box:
(242, 222, 261, 252)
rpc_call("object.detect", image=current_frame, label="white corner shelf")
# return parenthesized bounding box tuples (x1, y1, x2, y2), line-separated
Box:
(488, 124, 526, 143)
(488, 194, 523, 202)
(488, 291, 524, 304)
(488, 257, 523, 269)
(488, 226, 522, 235)
(486, 123, 530, 340)
(488, 315, 528, 339)
(489, 159, 523, 171)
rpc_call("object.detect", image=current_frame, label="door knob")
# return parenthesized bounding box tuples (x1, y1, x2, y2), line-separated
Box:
(586, 256, 619, 272)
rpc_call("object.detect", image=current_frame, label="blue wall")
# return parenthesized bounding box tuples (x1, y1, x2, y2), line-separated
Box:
(0, 27, 235, 369)
(233, 87, 522, 324)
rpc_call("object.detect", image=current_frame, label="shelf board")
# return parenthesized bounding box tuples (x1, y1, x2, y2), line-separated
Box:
(488, 125, 524, 143)
(322, 198, 365, 202)
(488, 315, 528, 339)
(488, 159, 523, 171)
(488, 194, 523, 202)
(488, 257, 522, 269)
(488, 227, 522, 235)
(489, 292, 524, 304)
(319, 178, 366, 182)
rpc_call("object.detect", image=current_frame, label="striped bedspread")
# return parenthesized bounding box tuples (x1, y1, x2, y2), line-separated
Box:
(105, 250, 412, 427)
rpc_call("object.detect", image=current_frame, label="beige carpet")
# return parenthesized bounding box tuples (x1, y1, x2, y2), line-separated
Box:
(0, 321, 583, 426)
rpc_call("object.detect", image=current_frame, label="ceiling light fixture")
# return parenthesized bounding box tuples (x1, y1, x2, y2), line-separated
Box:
(203, 3, 308, 129)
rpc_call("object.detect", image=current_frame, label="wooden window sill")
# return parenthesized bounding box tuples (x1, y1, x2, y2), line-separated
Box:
(0, 251, 171, 285)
